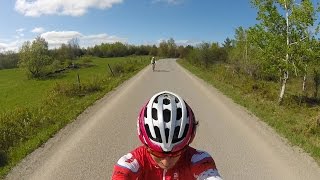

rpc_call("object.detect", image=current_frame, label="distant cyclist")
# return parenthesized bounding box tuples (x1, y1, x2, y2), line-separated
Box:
(151, 57, 156, 71)
(112, 91, 223, 180)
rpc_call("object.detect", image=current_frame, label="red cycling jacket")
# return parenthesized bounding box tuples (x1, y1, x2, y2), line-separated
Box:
(112, 145, 222, 180)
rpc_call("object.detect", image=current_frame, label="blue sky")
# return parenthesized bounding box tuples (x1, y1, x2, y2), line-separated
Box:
(0, 0, 314, 52)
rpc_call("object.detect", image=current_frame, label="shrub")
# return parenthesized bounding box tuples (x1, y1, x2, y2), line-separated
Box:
(80, 55, 93, 64)
(111, 63, 125, 75)
(0, 108, 35, 152)
(84, 76, 103, 93)
(52, 76, 103, 97)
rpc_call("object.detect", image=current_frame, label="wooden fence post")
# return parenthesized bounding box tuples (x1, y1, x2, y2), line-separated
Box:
(77, 73, 81, 90)
(108, 64, 115, 77)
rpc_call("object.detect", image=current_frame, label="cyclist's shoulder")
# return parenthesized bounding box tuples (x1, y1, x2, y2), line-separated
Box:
(122, 145, 147, 160)
(184, 146, 215, 164)
(132, 145, 148, 156)
(184, 147, 221, 179)
(114, 146, 147, 173)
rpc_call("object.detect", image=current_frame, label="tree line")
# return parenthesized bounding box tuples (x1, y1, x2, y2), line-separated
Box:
(0, 37, 187, 78)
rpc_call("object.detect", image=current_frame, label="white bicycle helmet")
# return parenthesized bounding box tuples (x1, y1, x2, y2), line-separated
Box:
(137, 91, 197, 153)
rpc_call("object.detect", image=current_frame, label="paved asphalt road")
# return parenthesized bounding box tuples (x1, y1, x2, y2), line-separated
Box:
(6, 59, 320, 180)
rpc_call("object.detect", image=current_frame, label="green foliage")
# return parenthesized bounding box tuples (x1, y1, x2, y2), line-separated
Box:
(304, 114, 320, 137)
(18, 37, 52, 78)
(0, 108, 35, 152)
(80, 55, 93, 66)
(86, 42, 159, 57)
(54, 43, 70, 62)
(150, 45, 158, 56)
(185, 42, 227, 68)
(314, 68, 320, 98)
(0, 51, 19, 70)
(229, 27, 247, 64)
(157, 38, 180, 58)
(67, 38, 82, 60)
(248, 0, 320, 103)
(158, 40, 169, 57)
(87, 42, 130, 57)
(186, 48, 201, 65)
(222, 37, 233, 50)
(167, 38, 178, 57)
(49, 38, 83, 63)
(249, 0, 319, 74)
(109, 59, 144, 76)
(49, 59, 64, 72)
(177, 45, 192, 58)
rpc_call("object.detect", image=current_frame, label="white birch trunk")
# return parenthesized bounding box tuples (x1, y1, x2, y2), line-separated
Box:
(302, 75, 306, 92)
(302, 65, 307, 94)
(279, 71, 288, 104)
(279, 1, 290, 104)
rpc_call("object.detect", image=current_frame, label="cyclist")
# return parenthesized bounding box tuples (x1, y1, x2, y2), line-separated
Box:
(151, 57, 156, 71)
(112, 91, 223, 180)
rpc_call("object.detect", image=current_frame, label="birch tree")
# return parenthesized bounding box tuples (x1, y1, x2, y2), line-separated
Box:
(251, 0, 319, 104)
(289, 0, 319, 97)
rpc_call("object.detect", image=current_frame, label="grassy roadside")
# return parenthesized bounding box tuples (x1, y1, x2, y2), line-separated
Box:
(178, 59, 320, 165)
(0, 56, 149, 178)
(0, 56, 148, 113)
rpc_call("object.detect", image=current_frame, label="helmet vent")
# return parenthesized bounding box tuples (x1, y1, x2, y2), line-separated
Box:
(145, 124, 162, 143)
(152, 108, 158, 120)
(163, 109, 171, 123)
(165, 128, 169, 143)
(144, 106, 147, 118)
(172, 126, 180, 143)
(182, 124, 189, 138)
(154, 96, 159, 103)
(175, 97, 179, 103)
(163, 98, 170, 105)
(172, 124, 189, 143)
(186, 104, 189, 118)
(177, 108, 182, 120)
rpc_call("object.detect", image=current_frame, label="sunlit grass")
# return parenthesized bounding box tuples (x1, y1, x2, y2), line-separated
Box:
(0, 56, 149, 178)
(178, 59, 320, 166)
(0, 56, 145, 112)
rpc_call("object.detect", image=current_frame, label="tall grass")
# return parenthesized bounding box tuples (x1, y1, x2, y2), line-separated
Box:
(178, 59, 320, 165)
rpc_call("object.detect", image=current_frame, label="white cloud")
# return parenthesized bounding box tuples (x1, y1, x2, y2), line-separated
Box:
(41, 31, 83, 47)
(153, 0, 183, 5)
(81, 33, 127, 47)
(0, 40, 25, 52)
(0, 43, 7, 51)
(16, 28, 25, 33)
(31, 27, 45, 33)
(157, 39, 200, 47)
(15, 28, 25, 38)
(0, 31, 127, 52)
(15, 0, 123, 17)
(175, 40, 201, 46)
(40, 31, 127, 49)
(1, 33, 42, 52)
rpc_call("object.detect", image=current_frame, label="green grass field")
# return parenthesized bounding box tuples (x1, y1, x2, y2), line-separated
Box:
(0, 56, 149, 178)
(0, 56, 145, 112)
